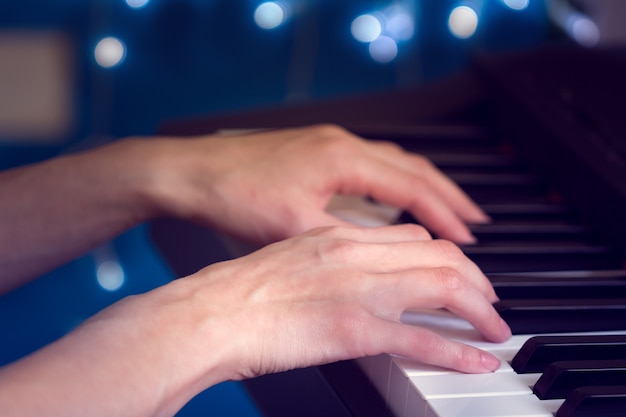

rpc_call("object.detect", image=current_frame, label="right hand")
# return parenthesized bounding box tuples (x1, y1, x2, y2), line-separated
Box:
(186, 223, 511, 382)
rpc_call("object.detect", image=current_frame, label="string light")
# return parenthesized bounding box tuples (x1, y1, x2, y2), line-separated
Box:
(94, 37, 126, 68)
(502, 0, 529, 11)
(448, 5, 479, 39)
(125, 0, 150, 10)
(351, 14, 383, 43)
(547, 0, 599, 47)
(369, 35, 398, 63)
(254, 2, 288, 30)
(351, 2, 415, 63)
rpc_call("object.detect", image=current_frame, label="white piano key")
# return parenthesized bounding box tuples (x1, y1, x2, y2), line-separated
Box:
(409, 372, 532, 399)
(325, 195, 401, 227)
(389, 359, 410, 417)
(405, 385, 427, 417)
(392, 357, 461, 377)
(393, 354, 514, 378)
(424, 395, 563, 417)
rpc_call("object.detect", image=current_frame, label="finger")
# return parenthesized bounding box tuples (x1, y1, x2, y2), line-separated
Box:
(337, 155, 478, 243)
(368, 143, 490, 224)
(365, 318, 502, 373)
(367, 266, 498, 322)
(323, 238, 495, 300)
(396, 267, 507, 342)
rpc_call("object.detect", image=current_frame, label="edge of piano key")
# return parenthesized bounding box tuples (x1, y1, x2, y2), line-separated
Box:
(425, 395, 562, 417)
(325, 195, 401, 227)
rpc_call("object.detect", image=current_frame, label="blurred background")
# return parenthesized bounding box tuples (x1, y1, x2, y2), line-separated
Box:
(0, 0, 624, 416)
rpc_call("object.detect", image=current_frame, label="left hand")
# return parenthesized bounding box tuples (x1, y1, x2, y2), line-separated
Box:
(147, 124, 488, 244)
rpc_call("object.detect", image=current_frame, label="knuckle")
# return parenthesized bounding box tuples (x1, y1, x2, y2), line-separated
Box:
(311, 123, 350, 137)
(309, 224, 349, 238)
(434, 266, 466, 294)
(408, 152, 436, 172)
(402, 223, 432, 240)
(317, 236, 358, 262)
(414, 153, 434, 167)
(311, 126, 360, 154)
(373, 139, 404, 153)
(433, 239, 465, 263)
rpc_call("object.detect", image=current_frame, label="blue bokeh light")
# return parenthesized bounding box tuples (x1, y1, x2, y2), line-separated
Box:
(254, 2, 288, 30)
(125, 0, 150, 10)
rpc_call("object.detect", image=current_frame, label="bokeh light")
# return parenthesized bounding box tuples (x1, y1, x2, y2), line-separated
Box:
(96, 260, 126, 291)
(368, 35, 398, 63)
(351, 14, 383, 43)
(568, 14, 600, 47)
(125, 0, 150, 10)
(502, 0, 529, 11)
(384, 6, 415, 41)
(254, 2, 287, 30)
(94, 37, 126, 68)
(448, 5, 479, 39)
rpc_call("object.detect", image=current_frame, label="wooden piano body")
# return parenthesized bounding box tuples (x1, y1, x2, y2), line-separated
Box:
(150, 43, 626, 417)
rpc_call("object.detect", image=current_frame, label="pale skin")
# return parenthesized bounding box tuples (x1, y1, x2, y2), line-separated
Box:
(0, 125, 511, 417)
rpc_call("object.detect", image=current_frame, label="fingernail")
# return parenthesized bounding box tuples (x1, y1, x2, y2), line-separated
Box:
(501, 318, 512, 339)
(459, 232, 477, 245)
(481, 352, 501, 372)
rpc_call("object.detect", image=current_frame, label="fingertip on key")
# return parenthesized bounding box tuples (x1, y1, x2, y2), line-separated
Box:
(500, 318, 512, 340)
(480, 352, 502, 372)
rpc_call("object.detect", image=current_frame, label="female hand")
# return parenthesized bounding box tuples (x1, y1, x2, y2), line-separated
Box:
(148, 124, 489, 245)
(183, 223, 510, 383)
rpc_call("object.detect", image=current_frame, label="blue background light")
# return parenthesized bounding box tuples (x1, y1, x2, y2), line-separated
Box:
(254, 2, 288, 29)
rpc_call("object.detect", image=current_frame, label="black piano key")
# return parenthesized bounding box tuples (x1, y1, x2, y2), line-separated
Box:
(464, 243, 622, 274)
(494, 298, 626, 334)
(489, 274, 626, 300)
(445, 170, 546, 199)
(354, 124, 494, 149)
(511, 335, 626, 374)
(469, 222, 591, 243)
(533, 360, 626, 400)
(556, 385, 626, 417)
(481, 202, 572, 222)
(425, 152, 521, 171)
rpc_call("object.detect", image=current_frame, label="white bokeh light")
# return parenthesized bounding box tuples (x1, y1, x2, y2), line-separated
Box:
(351, 14, 383, 43)
(547, 0, 600, 47)
(125, 0, 150, 9)
(96, 260, 126, 292)
(368, 35, 398, 63)
(502, 0, 529, 11)
(254, 2, 287, 30)
(448, 6, 479, 39)
(568, 14, 600, 47)
(385, 9, 414, 41)
(94, 37, 126, 68)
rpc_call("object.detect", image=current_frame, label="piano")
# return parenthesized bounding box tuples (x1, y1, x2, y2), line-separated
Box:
(150, 43, 626, 417)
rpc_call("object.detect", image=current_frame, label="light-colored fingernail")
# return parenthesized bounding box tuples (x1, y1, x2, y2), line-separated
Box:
(459, 232, 477, 245)
(501, 318, 512, 339)
(481, 352, 501, 372)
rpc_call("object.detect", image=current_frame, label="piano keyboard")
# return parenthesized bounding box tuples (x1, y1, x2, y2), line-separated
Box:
(357, 312, 626, 417)
(333, 125, 626, 417)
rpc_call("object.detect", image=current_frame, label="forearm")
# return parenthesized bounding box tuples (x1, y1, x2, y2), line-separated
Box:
(0, 139, 159, 293)
(0, 276, 231, 417)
